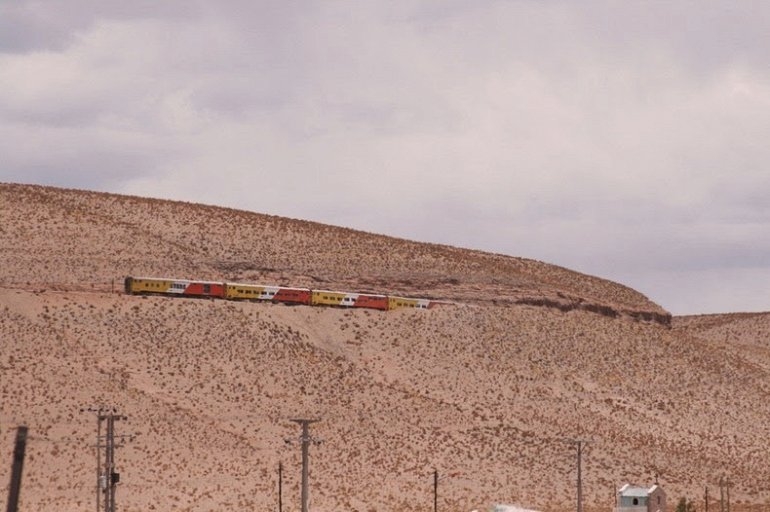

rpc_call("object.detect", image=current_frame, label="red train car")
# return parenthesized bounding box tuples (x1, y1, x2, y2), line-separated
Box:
(353, 293, 389, 310)
(272, 287, 312, 305)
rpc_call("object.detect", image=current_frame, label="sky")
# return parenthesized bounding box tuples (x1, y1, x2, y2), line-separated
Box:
(1, 1, 769, 315)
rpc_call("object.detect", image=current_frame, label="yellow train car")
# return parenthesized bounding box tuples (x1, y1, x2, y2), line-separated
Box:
(125, 276, 178, 294)
(225, 283, 278, 300)
(388, 296, 432, 310)
(225, 283, 311, 304)
(311, 290, 354, 307)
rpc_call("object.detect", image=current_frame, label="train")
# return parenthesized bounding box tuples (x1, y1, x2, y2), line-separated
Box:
(124, 276, 444, 311)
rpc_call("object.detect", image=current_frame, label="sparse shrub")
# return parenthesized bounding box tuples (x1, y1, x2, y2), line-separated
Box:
(675, 497, 696, 512)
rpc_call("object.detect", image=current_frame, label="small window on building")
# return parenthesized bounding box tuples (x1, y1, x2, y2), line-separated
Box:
(633, 498, 639, 506)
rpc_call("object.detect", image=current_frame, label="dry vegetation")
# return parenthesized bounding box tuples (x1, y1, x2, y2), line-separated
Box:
(1, 183, 769, 512)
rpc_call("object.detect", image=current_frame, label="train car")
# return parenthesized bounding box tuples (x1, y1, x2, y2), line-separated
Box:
(124, 276, 225, 298)
(311, 290, 354, 307)
(224, 283, 311, 305)
(388, 296, 433, 310)
(353, 293, 389, 310)
(310, 290, 389, 310)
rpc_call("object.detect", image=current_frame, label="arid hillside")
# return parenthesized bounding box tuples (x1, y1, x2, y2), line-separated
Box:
(0, 183, 669, 324)
(1, 183, 769, 512)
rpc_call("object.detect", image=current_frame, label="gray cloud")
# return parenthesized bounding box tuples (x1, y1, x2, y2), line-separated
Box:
(0, 0, 203, 52)
(1, 0, 769, 314)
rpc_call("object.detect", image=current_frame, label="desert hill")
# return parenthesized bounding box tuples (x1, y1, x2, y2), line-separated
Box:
(0, 183, 669, 325)
(1, 183, 769, 512)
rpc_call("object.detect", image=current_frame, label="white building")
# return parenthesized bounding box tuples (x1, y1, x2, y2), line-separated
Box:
(615, 483, 666, 512)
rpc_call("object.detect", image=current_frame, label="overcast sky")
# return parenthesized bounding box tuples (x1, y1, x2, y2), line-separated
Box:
(2, 1, 769, 315)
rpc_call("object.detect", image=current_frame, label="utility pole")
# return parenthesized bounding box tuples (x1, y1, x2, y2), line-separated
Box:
(705, 486, 709, 512)
(566, 439, 589, 512)
(433, 469, 438, 512)
(278, 461, 283, 512)
(719, 477, 725, 512)
(5, 425, 29, 512)
(82, 407, 132, 512)
(287, 419, 321, 512)
(86, 407, 104, 512)
(431, 469, 461, 512)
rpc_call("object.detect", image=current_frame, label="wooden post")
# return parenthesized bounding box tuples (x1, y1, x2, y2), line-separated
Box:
(5, 426, 29, 512)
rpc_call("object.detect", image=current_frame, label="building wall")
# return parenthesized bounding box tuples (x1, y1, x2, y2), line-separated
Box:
(619, 496, 648, 507)
(648, 486, 666, 512)
(616, 506, 647, 512)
